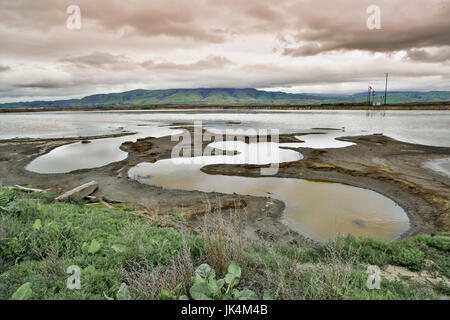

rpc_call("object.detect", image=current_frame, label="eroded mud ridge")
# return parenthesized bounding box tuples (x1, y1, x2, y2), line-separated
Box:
(203, 134, 450, 236)
(0, 128, 449, 245)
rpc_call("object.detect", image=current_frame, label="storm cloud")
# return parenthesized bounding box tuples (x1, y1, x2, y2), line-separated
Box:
(0, 0, 449, 102)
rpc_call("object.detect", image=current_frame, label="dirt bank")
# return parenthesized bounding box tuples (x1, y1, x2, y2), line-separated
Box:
(0, 128, 448, 246)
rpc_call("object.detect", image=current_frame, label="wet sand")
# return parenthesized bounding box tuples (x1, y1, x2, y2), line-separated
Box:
(0, 128, 448, 246)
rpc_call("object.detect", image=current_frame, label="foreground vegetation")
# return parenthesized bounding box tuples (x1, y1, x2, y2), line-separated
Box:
(0, 186, 449, 300)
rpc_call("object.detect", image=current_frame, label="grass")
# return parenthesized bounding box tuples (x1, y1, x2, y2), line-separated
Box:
(0, 186, 448, 300)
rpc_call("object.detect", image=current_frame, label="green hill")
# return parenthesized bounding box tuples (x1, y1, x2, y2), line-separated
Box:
(1, 88, 449, 109)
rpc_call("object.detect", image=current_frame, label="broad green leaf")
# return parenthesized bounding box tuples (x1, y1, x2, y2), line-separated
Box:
(117, 283, 132, 300)
(111, 244, 126, 253)
(216, 278, 225, 290)
(88, 239, 101, 254)
(225, 261, 242, 286)
(158, 289, 174, 300)
(195, 263, 215, 280)
(224, 273, 237, 286)
(208, 278, 220, 297)
(179, 295, 190, 300)
(10, 282, 33, 300)
(32, 219, 42, 230)
(190, 282, 213, 300)
(263, 291, 273, 300)
(233, 288, 258, 300)
(228, 262, 241, 278)
(193, 273, 206, 285)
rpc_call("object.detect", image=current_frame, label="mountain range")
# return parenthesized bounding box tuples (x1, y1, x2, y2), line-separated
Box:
(1, 88, 450, 109)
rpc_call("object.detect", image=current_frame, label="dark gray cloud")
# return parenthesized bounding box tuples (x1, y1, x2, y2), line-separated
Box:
(280, 0, 450, 57)
(59, 53, 232, 72)
(0, 0, 449, 102)
(406, 47, 450, 63)
(59, 52, 131, 69)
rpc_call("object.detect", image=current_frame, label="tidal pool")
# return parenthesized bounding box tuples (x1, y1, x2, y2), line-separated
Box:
(25, 124, 353, 174)
(26, 125, 183, 174)
(129, 139, 410, 242)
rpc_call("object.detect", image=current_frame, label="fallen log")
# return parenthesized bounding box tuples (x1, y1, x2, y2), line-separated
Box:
(55, 181, 98, 202)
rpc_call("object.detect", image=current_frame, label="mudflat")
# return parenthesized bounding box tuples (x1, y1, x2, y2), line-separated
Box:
(0, 128, 448, 246)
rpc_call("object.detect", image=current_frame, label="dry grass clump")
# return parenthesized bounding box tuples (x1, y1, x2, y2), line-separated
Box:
(242, 238, 359, 300)
(123, 241, 194, 300)
(198, 199, 249, 273)
(298, 240, 358, 300)
(122, 220, 149, 257)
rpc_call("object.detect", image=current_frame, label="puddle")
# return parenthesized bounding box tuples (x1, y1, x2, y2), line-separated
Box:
(295, 130, 355, 149)
(129, 139, 409, 242)
(23, 119, 411, 241)
(26, 125, 182, 174)
(26, 137, 129, 173)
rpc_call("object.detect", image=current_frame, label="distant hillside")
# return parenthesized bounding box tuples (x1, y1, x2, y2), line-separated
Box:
(1, 88, 449, 109)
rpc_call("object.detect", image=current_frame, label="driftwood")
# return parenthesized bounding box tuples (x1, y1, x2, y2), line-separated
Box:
(102, 196, 124, 204)
(7, 185, 45, 193)
(100, 200, 114, 210)
(55, 181, 98, 202)
(85, 196, 99, 203)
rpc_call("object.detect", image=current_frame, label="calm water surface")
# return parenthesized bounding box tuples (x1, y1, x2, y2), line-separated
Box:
(2, 109, 448, 241)
(128, 140, 409, 242)
(1, 109, 449, 147)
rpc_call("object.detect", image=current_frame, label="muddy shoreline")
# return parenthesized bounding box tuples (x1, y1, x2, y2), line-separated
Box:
(0, 128, 448, 246)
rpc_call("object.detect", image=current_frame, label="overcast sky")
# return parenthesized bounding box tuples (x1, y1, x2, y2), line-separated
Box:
(0, 0, 449, 103)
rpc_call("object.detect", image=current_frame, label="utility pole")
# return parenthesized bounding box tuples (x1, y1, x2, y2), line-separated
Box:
(367, 86, 372, 106)
(384, 72, 388, 105)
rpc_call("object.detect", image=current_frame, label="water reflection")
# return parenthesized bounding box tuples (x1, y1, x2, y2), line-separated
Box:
(129, 139, 409, 242)
(26, 125, 182, 174)
(296, 130, 355, 149)
(2, 110, 450, 147)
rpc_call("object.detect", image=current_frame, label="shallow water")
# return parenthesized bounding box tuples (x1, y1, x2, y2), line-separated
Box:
(5, 109, 447, 241)
(13, 109, 450, 173)
(295, 130, 355, 149)
(129, 139, 409, 242)
(1, 109, 449, 147)
(26, 125, 183, 174)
